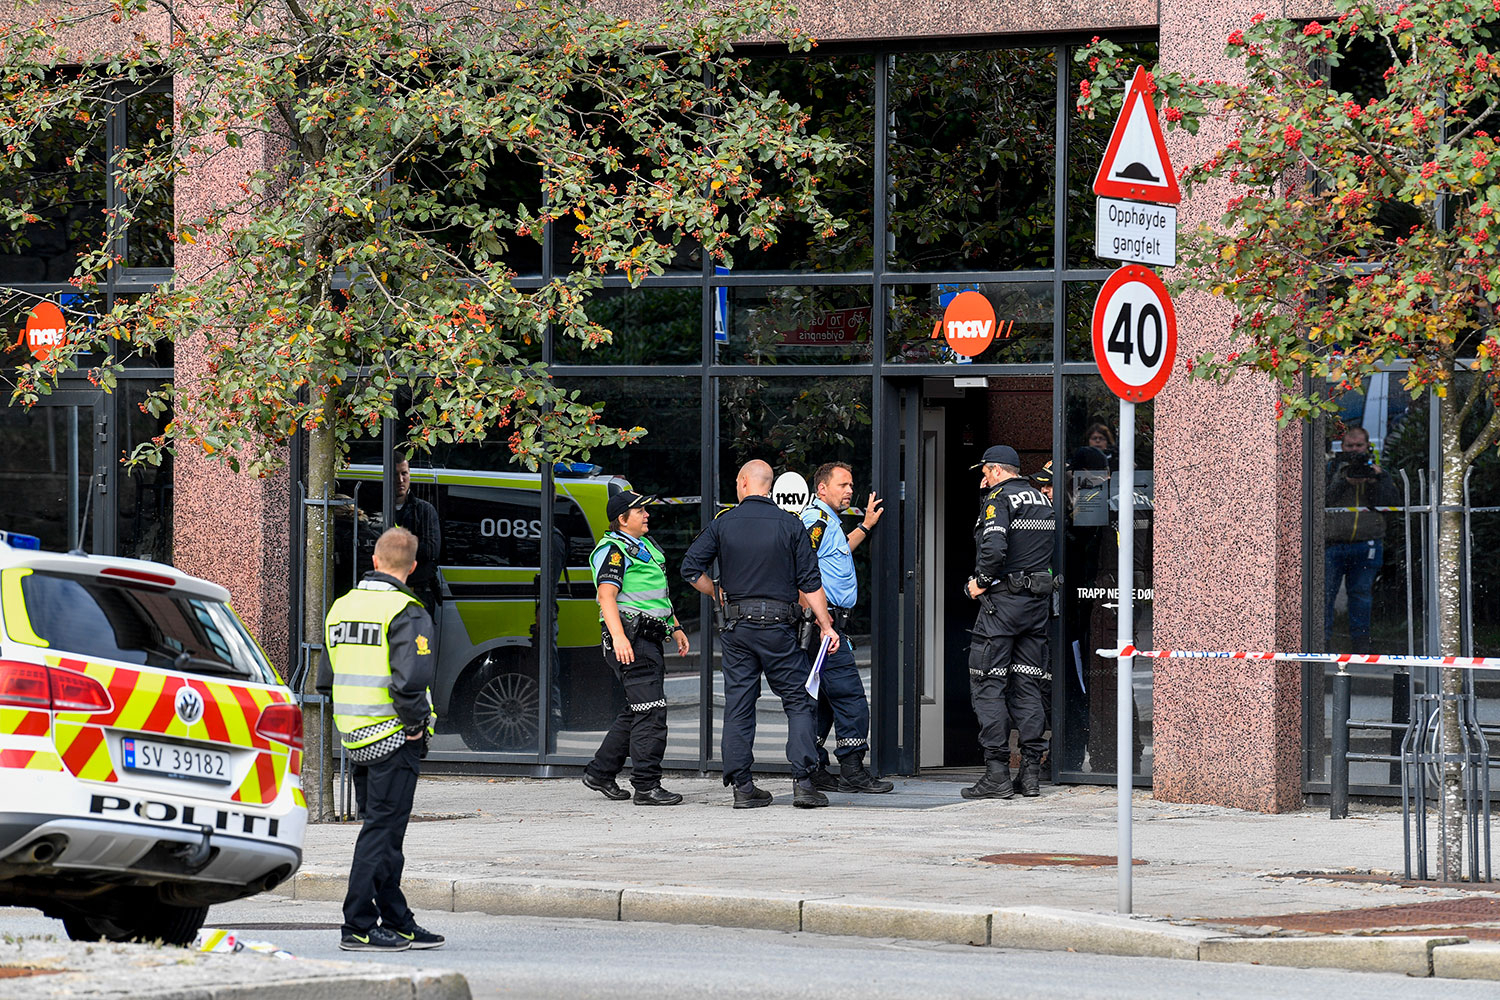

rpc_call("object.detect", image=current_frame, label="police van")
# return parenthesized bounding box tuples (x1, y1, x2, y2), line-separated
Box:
(0, 532, 306, 944)
(335, 463, 630, 752)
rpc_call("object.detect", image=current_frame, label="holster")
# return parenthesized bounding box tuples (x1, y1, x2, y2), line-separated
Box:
(796, 607, 817, 653)
(620, 613, 670, 646)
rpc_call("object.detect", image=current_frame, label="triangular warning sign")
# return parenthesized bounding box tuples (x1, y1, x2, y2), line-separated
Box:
(1092, 66, 1180, 205)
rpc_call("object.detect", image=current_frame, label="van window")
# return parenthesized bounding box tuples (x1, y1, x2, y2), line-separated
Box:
(16, 571, 280, 684)
(438, 485, 594, 569)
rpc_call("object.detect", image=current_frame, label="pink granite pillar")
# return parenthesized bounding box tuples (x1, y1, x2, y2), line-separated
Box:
(170, 78, 294, 677)
(1151, 4, 1304, 812)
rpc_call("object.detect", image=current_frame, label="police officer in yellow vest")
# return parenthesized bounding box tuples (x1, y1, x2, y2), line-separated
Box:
(581, 491, 690, 806)
(323, 526, 445, 952)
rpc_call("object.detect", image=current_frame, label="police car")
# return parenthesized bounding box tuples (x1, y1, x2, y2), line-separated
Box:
(0, 531, 306, 944)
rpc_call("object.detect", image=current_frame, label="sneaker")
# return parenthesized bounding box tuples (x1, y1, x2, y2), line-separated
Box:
(732, 782, 773, 809)
(807, 765, 841, 792)
(391, 923, 446, 950)
(582, 772, 631, 801)
(339, 926, 411, 952)
(633, 786, 684, 806)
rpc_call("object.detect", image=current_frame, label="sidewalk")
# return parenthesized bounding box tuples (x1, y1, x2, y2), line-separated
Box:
(273, 774, 1500, 979)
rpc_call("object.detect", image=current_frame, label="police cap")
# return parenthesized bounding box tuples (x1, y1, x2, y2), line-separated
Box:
(1031, 461, 1054, 486)
(606, 490, 656, 523)
(970, 444, 1020, 470)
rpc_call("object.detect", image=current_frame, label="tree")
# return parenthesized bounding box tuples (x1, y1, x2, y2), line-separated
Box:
(0, 0, 848, 818)
(1080, 0, 1500, 878)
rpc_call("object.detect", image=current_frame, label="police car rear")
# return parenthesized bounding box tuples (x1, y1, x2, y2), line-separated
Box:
(0, 531, 306, 944)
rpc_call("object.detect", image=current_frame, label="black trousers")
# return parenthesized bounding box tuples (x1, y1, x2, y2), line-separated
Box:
(720, 624, 818, 786)
(814, 633, 869, 767)
(342, 738, 420, 934)
(586, 636, 668, 790)
(969, 593, 1050, 764)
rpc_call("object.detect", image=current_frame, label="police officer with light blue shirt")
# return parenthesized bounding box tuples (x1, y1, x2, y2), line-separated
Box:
(800, 462, 893, 794)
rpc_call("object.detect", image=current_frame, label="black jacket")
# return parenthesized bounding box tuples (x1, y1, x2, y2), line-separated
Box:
(680, 494, 822, 602)
(316, 572, 436, 732)
(973, 477, 1055, 587)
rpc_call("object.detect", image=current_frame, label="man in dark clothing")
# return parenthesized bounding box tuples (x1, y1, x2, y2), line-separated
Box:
(393, 460, 441, 614)
(962, 444, 1056, 800)
(1325, 426, 1400, 652)
(319, 527, 444, 953)
(681, 459, 840, 809)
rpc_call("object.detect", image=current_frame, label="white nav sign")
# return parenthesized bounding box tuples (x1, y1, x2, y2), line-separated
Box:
(1094, 197, 1177, 268)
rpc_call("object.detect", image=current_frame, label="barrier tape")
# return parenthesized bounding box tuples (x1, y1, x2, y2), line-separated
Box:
(1096, 645, 1500, 672)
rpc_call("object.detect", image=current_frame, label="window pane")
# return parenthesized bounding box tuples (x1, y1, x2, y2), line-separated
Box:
(117, 381, 172, 563)
(553, 285, 701, 366)
(886, 282, 1051, 364)
(713, 284, 873, 365)
(1058, 375, 1153, 779)
(0, 111, 105, 284)
(398, 144, 544, 277)
(1066, 280, 1101, 361)
(1067, 42, 1159, 269)
(120, 88, 174, 269)
(715, 375, 874, 767)
(727, 54, 875, 272)
(551, 376, 704, 764)
(889, 47, 1057, 273)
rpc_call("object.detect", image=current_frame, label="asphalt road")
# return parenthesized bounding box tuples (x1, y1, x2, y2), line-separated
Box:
(7, 897, 1500, 1000)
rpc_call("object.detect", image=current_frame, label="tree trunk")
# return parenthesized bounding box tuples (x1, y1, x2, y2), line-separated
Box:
(301, 414, 338, 823)
(1436, 386, 1467, 881)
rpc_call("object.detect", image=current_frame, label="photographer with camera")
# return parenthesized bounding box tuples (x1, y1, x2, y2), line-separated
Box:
(1325, 426, 1400, 653)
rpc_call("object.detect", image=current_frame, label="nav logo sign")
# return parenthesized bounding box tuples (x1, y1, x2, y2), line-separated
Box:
(19, 302, 67, 362)
(174, 685, 205, 726)
(937, 291, 999, 358)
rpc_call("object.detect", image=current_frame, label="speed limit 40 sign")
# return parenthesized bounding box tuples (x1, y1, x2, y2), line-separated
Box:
(1091, 264, 1177, 402)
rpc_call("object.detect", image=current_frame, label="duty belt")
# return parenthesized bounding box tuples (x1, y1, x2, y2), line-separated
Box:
(828, 606, 852, 632)
(722, 599, 798, 626)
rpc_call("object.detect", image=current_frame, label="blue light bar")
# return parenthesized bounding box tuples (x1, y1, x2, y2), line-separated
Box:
(0, 531, 41, 550)
(554, 462, 603, 477)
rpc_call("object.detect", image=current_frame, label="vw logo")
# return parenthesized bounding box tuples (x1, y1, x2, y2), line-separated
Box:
(174, 686, 204, 726)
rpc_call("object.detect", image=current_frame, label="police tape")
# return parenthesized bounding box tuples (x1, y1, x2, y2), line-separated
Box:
(1095, 645, 1500, 672)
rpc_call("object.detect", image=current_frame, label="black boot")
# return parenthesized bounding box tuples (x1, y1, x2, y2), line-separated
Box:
(838, 751, 894, 793)
(808, 764, 841, 792)
(961, 759, 1015, 799)
(1018, 759, 1041, 797)
(733, 782, 773, 809)
(792, 778, 830, 808)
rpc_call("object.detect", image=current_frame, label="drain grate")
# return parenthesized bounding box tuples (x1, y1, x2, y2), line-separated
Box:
(978, 852, 1146, 867)
(1201, 896, 1500, 933)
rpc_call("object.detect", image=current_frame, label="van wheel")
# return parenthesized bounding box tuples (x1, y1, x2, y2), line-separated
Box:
(62, 900, 209, 946)
(456, 654, 540, 752)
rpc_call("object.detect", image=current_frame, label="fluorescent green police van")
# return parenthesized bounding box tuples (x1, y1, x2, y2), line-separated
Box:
(335, 463, 630, 753)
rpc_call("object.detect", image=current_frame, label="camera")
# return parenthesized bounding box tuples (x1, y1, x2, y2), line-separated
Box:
(1342, 451, 1375, 478)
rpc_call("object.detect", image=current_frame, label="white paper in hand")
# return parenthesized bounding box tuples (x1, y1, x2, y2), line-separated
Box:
(806, 635, 832, 698)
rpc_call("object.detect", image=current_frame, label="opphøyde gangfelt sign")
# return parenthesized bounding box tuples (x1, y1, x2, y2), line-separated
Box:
(1092, 66, 1180, 267)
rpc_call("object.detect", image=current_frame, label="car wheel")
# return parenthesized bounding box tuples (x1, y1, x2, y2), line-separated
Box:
(457, 654, 540, 752)
(62, 900, 209, 946)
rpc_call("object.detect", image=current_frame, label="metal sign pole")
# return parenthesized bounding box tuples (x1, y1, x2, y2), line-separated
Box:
(1117, 396, 1136, 914)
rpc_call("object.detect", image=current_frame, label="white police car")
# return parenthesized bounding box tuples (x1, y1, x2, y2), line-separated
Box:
(0, 531, 306, 944)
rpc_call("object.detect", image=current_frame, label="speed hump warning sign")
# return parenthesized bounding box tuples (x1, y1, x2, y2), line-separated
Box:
(1091, 265, 1177, 402)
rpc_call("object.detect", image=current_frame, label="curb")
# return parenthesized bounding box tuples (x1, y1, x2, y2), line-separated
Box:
(272, 871, 1500, 980)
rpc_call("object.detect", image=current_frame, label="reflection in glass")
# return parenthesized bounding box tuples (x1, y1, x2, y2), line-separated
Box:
(553, 286, 700, 366)
(397, 142, 544, 276)
(550, 377, 704, 764)
(118, 381, 172, 562)
(121, 88, 174, 269)
(0, 401, 93, 552)
(728, 55, 875, 272)
(1065, 281, 1100, 361)
(0, 112, 105, 284)
(890, 47, 1056, 273)
(1058, 376, 1153, 779)
(886, 283, 1051, 364)
(714, 285, 873, 365)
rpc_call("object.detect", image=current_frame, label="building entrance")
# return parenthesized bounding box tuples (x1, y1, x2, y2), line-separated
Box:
(0, 390, 112, 553)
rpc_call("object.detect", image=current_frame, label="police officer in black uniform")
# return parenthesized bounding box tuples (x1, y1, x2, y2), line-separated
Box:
(962, 445, 1056, 800)
(682, 459, 840, 809)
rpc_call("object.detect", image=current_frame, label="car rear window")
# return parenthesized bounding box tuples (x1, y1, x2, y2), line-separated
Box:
(15, 570, 280, 684)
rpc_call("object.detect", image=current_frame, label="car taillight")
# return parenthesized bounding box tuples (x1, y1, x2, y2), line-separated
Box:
(255, 703, 303, 750)
(0, 661, 51, 708)
(0, 661, 112, 713)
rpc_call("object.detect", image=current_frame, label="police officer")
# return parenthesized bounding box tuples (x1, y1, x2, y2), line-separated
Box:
(962, 445, 1055, 800)
(322, 526, 445, 952)
(801, 462, 893, 794)
(581, 490, 689, 806)
(682, 459, 840, 809)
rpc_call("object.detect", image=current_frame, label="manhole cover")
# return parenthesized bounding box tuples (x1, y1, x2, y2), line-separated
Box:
(0, 969, 65, 979)
(1201, 896, 1500, 932)
(979, 852, 1146, 867)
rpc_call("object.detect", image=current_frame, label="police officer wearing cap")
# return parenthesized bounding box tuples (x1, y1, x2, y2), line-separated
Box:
(682, 459, 840, 809)
(962, 444, 1056, 800)
(581, 490, 689, 806)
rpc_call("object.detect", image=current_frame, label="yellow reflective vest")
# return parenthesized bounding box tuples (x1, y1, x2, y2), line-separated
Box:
(325, 582, 422, 750)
